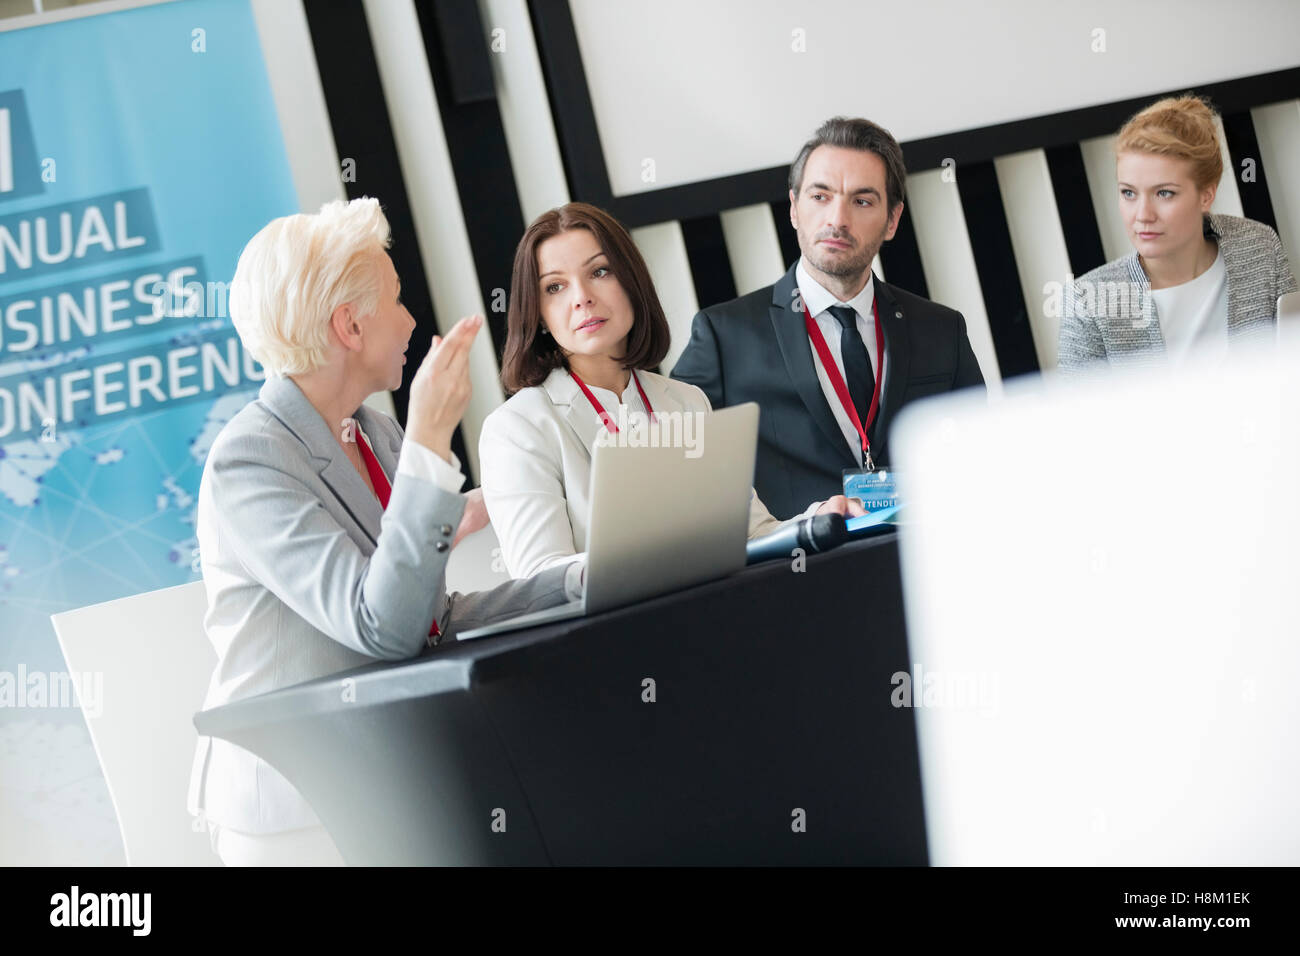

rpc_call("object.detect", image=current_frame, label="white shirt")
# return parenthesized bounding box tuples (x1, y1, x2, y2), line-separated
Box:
(795, 258, 886, 467)
(364, 422, 586, 600)
(579, 373, 653, 425)
(1150, 248, 1229, 364)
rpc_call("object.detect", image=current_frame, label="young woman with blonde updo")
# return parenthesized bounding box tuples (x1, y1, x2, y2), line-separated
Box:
(1059, 95, 1296, 370)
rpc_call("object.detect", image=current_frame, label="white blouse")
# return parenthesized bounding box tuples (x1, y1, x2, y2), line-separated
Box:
(1151, 248, 1229, 364)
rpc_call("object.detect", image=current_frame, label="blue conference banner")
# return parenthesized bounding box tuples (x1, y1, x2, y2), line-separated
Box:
(0, 0, 297, 863)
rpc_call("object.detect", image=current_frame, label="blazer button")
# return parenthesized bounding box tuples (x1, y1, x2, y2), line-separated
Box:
(895, 311, 903, 318)
(439, 524, 453, 536)
(435, 541, 449, 552)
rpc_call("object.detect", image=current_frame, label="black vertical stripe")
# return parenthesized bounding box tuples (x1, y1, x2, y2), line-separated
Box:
(303, 0, 469, 469)
(528, 0, 613, 204)
(1220, 110, 1279, 232)
(415, 0, 525, 360)
(680, 214, 737, 311)
(425, 0, 496, 104)
(1045, 144, 1107, 276)
(878, 203, 929, 299)
(770, 200, 801, 271)
(955, 160, 1040, 377)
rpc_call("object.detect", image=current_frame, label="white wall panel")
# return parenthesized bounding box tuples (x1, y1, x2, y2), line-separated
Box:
(906, 169, 1002, 394)
(631, 221, 699, 376)
(994, 149, 1073, 370)
(479, 0, 570, 222)
(1253, 99, 1300, 262)
(719, 203, 785, 296)
(363, 0, 503, 478)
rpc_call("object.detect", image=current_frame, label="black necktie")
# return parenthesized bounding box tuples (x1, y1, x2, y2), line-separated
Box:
(828, 305, 872, 426)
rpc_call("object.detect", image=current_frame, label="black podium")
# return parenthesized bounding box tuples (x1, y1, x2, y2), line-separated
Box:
(193, 534, 928, 865)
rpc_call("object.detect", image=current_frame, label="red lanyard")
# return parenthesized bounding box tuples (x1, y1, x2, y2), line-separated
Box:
(356, 429, 439, 639)
(802, 297, 885, 468)
(570, 369, 655, 432)
(356, 430, 392, 508)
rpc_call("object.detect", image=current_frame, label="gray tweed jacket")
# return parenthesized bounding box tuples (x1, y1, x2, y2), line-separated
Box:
(1058, 213, 1297, 371)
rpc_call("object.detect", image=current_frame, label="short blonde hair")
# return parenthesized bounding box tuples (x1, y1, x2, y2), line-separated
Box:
(1115, 94, 1223, 191)
(229, 197, 392, 376)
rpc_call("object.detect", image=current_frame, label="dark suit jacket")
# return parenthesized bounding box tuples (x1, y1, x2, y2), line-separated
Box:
(671, 263, 985, 519)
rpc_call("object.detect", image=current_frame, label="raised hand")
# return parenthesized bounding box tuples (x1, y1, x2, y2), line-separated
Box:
(404, 314, 482, 462)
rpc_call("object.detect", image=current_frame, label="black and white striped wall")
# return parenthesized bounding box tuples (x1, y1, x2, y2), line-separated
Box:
(264, 0, 1300, 481)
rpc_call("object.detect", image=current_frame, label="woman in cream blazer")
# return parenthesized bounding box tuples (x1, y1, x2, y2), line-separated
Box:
(480, 364, 788, 578)
(479, 202, 856, 580)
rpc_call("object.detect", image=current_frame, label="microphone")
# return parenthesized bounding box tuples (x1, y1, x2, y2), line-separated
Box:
(745, 513, 850, 565)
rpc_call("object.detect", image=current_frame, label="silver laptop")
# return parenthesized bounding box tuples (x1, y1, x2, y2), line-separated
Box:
(457, 402, 760, 640)
(890, 350, 1300, 865)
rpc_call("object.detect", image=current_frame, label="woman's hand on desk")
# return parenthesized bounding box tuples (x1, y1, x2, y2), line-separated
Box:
(406, 314, 481, 463)
(454, 488, 490, 547)
(814, 495, 867, 518)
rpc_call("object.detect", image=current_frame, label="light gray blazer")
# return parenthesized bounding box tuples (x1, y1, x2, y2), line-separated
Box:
(187, 375, 570, 834)
(1058, 213, 1297, 371)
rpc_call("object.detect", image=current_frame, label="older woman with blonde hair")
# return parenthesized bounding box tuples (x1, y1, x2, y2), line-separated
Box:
(1059, 94, 1297, 370)
(187, 198, 580, 866)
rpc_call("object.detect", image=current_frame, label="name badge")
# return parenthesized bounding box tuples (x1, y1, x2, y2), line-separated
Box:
(844, 467, 900, 514)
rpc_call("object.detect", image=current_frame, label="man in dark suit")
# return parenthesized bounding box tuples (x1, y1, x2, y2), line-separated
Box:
(672, 116, 985, 519)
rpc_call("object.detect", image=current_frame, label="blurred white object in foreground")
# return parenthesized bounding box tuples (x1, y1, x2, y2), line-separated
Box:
(893, 336, 1300, 865)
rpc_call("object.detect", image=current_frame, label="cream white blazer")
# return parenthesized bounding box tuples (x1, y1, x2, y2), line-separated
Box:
(479, 367, 790, 580)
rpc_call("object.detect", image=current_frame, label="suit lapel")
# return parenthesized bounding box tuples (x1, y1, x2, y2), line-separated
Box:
(872, 279, 910, 462)
(769, 265, 858, 468)
(635, 370, 686, 417)
(1118, 253, 1167, 356)
(356, 404, 401, 479)
(544, 367, 606, 459)
(1206, 214, 1252, 337)
(258, 376, 385, 545)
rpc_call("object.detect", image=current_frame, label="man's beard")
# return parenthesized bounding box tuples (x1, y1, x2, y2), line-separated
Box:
(804, 220, 891, 279)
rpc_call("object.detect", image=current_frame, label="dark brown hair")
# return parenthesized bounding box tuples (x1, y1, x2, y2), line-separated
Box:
(789, 116, 907, 211)
(501, 202, 671, 393)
